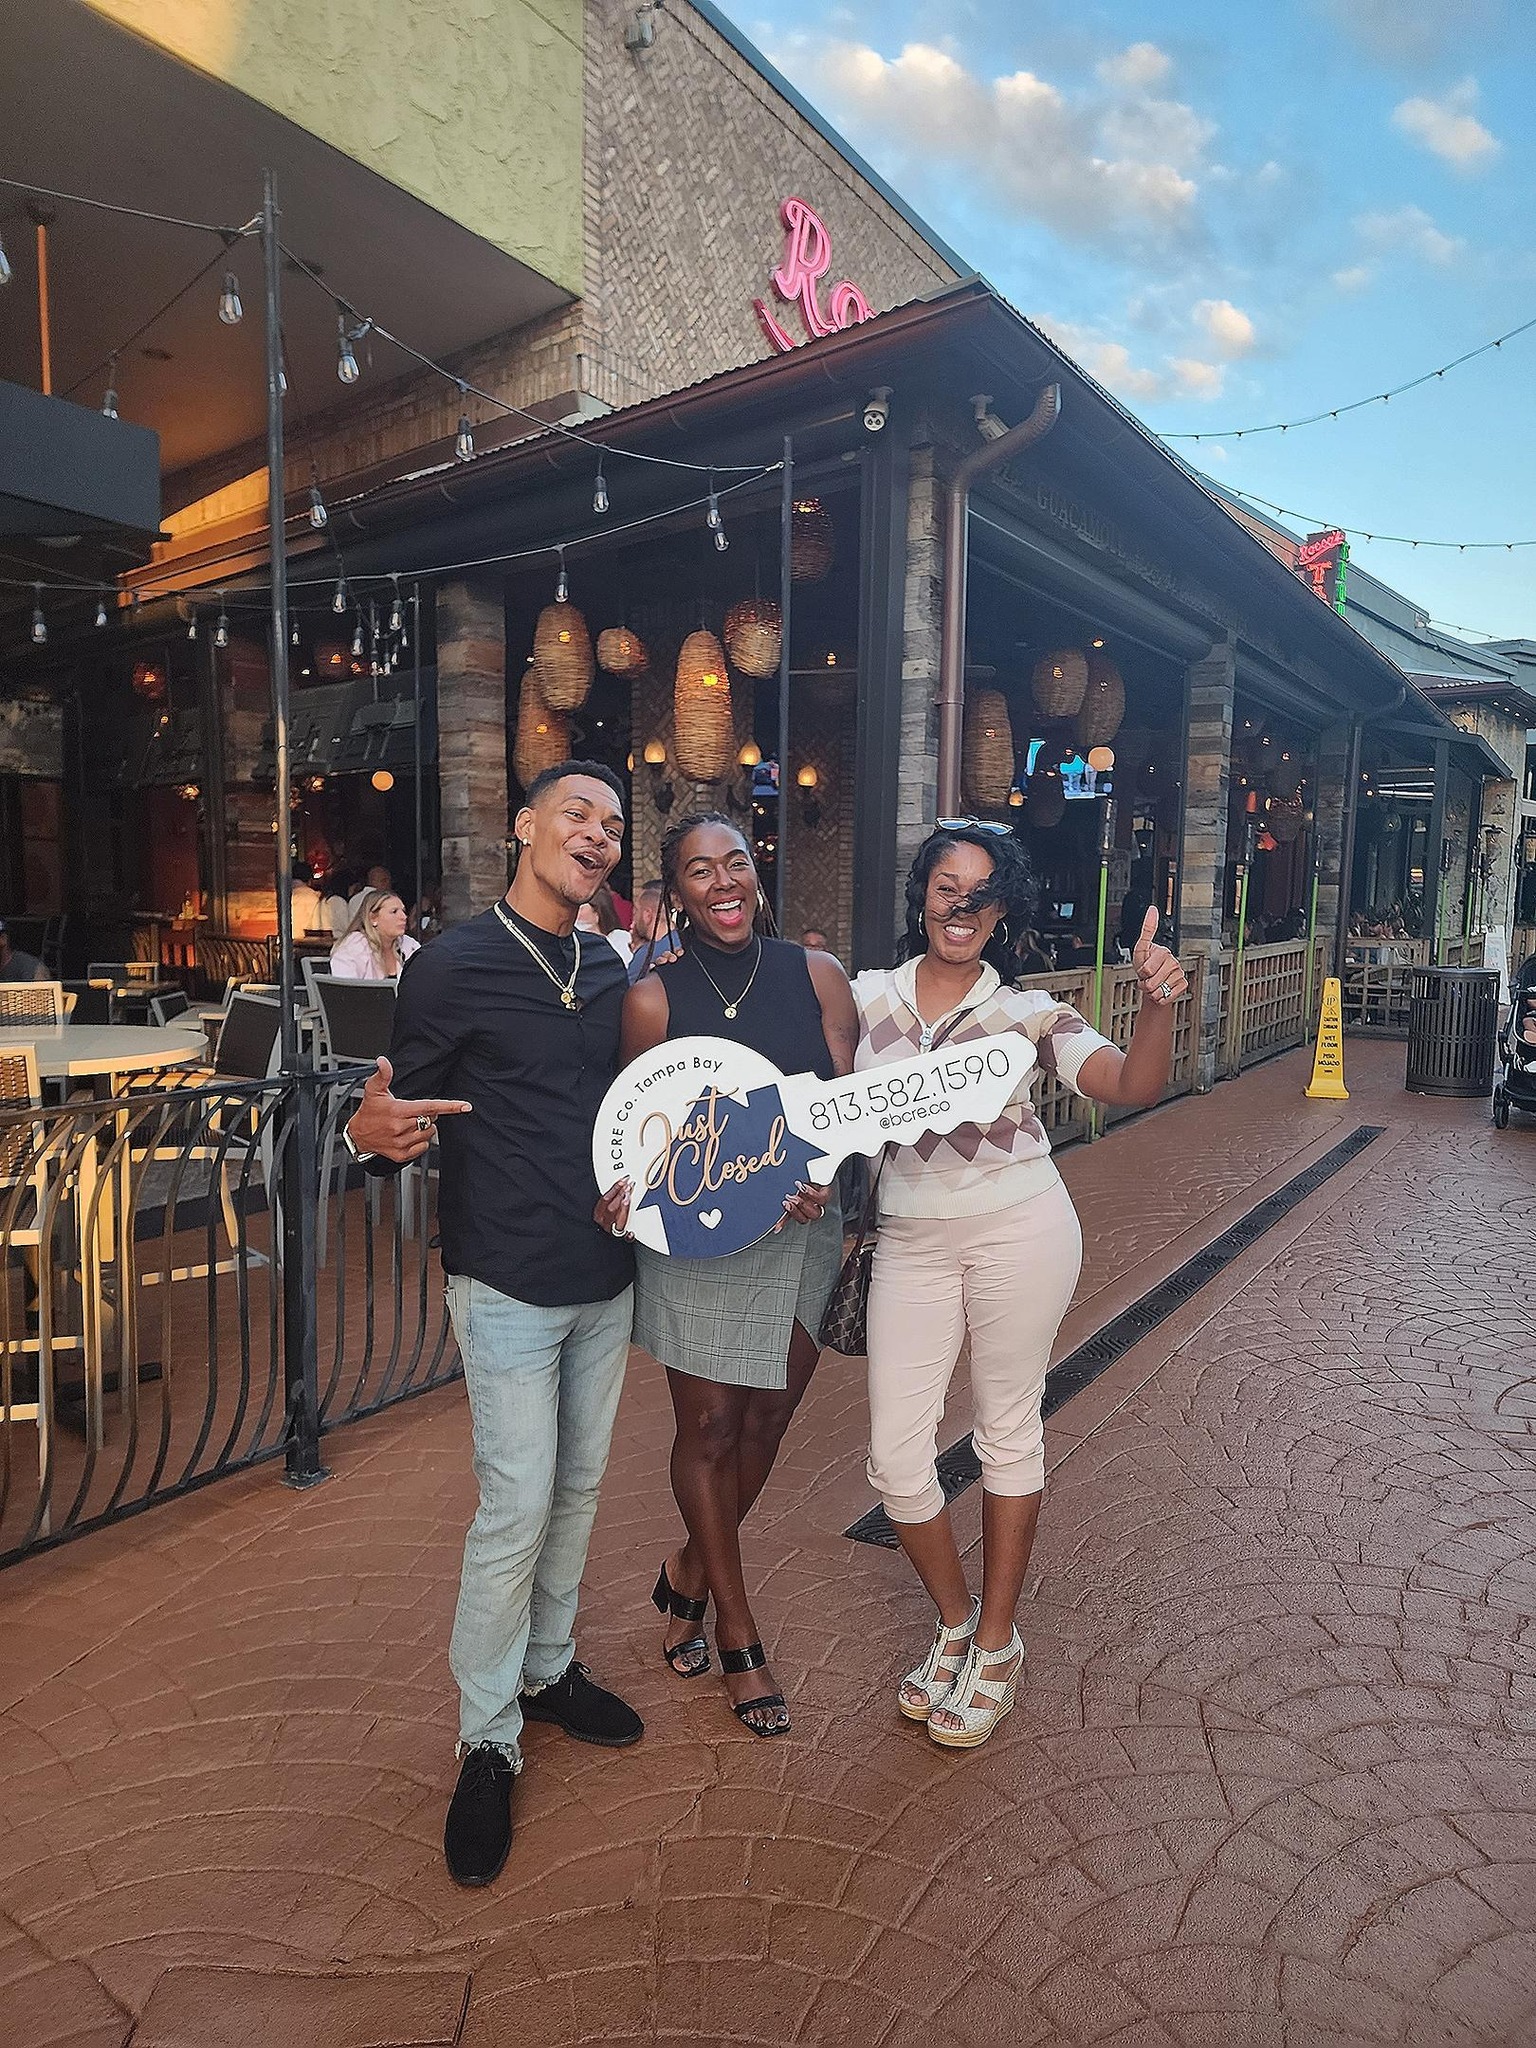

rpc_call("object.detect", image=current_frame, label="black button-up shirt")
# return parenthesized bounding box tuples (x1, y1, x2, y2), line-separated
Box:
(386, 904, 633, 1307)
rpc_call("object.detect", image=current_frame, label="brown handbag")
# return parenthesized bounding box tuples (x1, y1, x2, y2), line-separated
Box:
(818, 1014, 961, 1355)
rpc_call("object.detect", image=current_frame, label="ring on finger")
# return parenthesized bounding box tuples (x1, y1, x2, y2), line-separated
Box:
(1157, 979, 1174, 1001)
(415, 1113, 434, 1133)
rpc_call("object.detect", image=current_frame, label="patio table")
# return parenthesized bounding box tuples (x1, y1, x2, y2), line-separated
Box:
(0, 1021, 206, 1081)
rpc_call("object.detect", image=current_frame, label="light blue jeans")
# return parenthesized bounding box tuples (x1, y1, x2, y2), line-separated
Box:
(446, 1276, 633, 1765)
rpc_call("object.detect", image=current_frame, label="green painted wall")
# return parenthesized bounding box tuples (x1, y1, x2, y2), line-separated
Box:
(84, 0, 584, 293)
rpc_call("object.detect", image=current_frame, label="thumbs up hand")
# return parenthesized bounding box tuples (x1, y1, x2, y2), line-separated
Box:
(1132, 908, 1187, 1008)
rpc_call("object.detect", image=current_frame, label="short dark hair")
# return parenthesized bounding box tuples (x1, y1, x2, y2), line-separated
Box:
(522, 759, 626, 809)
(635, 879, 663, 901)
(897, 825, 1037, 978)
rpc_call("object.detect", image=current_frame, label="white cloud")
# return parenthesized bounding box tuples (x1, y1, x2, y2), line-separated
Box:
(1356, 203, 1464, 265)
(1332, 264, 1375, 292)
(1391, 79, 1500, 171)
(795, 36, 1218, 250)
(1192, 298, 1257, 357)
(1097, 42, 1173, 93)
(1034, 316, 1232, 404)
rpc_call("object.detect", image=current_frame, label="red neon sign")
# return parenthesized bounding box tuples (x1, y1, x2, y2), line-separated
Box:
(1296, 527, 1345, 568)
(753, 198, 873, 354)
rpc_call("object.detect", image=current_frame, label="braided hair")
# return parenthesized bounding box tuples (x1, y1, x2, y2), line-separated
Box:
(897, 825, 1037, 980)
(640, 811, 771, 973)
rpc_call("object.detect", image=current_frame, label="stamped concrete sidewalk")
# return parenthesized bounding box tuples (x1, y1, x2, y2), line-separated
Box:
(2, 1040, 1534, 2047)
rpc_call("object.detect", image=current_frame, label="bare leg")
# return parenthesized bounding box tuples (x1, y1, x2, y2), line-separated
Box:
(664, 1369, 786, 1732)
(891, 1503, 974, 1632)
(927, 1489, 1035, 1736)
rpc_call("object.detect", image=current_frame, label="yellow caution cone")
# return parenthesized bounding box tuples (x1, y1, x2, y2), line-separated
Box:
(1305, 976, 1349, 1100)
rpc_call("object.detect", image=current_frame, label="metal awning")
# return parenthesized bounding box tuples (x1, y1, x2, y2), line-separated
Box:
(0, 378, 161, 545)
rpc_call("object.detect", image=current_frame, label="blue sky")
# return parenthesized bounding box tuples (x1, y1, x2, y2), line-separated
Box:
(737, 0, 1536, 640)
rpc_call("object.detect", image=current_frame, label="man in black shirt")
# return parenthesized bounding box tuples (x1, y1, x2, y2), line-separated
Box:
(345, 762, 641, 1887)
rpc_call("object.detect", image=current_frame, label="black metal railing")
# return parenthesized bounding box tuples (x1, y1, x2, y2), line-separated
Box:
(0, 1067, 458, 1565)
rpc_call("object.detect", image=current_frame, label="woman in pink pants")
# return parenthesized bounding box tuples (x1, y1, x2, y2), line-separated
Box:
(852, 823, 1187, 1749)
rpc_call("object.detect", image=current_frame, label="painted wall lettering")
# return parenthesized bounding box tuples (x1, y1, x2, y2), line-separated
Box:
(753, 198, 873, 353)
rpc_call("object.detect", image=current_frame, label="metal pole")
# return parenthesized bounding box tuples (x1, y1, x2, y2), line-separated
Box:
(1331, 717, 1364, 983)
(263, 169, 325, 1490)
(1090, 795, 1116, 1140)
(774, 435, 793, 935)
(1228, 810, 1255, 1075)
(1302, 837, 1322, 1027)
(412, 582, 425, 928)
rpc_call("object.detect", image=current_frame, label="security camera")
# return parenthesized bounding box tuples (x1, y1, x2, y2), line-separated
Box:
(862, 386, 892, 434)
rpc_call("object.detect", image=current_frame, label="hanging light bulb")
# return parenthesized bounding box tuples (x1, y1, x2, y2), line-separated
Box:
(219, 272, 243, 325)
(0, 231, 10, 287)
(308, 481, 328, 530)
(713, 520, 729, 555)
(454, 384, 475, 462)
(336, 315, 360, 385)
(187, 610, 198, 641)
(102, 357, 118, 420)
(554, 547, 569, 605)
(95, 592, 108, 629)
(388, 578, 403, 634)
(31, 587, 46, 645)
(593, 460, 609, 516)
(351, 614, 364, 659)
(707, 485, 727, 552)
(276, 361, 288, 398)
(214, 594, 229, 649)
(332, 576, 347, 615)
(290, 618, 300, 647)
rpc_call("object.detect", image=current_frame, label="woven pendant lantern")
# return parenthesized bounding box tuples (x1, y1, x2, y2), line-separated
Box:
(789, 498, 835, 583)
(1025, 764, 1067, 830)
(596, 624, 647, 677)
(513, 673, 570, 787)
(962, 688, 1015, 809)
(723, 598, 783, 679)
(532, 598, 594, 710)
(1075, 652, 1125, 750)
(673, 630, 734, 781)
(1031, 647, 1089, 720)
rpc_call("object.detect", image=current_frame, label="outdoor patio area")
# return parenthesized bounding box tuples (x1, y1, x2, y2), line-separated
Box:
(2, 1039, 1533, 2047)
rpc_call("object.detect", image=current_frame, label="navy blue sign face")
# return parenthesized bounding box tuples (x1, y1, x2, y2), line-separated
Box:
(635, 1082, 821, 1258)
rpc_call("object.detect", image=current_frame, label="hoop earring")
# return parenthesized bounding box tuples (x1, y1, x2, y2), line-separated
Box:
(997, 918, 1010, 945)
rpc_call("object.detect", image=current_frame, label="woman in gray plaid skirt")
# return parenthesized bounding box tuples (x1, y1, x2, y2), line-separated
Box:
(597, 813, 858, 1735)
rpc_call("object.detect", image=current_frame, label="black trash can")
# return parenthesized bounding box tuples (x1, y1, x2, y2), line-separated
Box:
(1405, 966, 1499, 1096)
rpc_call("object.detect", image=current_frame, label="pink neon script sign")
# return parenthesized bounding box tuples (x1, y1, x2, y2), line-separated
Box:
(753, 198, 873, 353)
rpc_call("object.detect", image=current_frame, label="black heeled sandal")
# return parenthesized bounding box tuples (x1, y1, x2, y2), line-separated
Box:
(651, 1561, 711, 1678)
(720, 1641, 790, 1737)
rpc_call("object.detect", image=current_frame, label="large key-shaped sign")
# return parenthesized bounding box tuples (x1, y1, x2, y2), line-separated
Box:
(593, 1032, 1035, 1259)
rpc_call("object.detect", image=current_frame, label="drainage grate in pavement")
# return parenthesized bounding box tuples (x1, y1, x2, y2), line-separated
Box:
(845, 1123, 1386, 1547)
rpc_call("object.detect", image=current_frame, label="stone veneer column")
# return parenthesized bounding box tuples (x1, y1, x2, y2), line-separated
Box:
(436, 579, 509, 927)
(1180, 634, 1235, 1091)
(894, 445, 942, 934)
(1312, 721, 1352, 958)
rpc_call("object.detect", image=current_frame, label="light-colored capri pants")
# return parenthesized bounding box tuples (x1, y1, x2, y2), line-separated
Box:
(865, 1177, 1083, 1523)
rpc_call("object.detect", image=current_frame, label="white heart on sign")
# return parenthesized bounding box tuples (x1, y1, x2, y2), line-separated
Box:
(698, 1208, 723, 1230)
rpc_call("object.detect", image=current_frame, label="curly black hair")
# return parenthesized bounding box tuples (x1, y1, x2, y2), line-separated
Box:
(897, 825, 1037, 979)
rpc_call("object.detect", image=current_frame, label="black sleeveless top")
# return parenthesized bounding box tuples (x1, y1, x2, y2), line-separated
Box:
(657, 936, 836, 1081)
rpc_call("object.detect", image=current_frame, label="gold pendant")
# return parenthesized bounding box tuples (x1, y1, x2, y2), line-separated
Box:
(724, 1003, 738, 1019)
(562, 990, 576, 1010)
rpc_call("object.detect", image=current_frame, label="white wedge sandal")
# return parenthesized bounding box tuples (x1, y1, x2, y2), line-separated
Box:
(897, 1596, 981, 1722)
(926, 1628, 1024, 1749)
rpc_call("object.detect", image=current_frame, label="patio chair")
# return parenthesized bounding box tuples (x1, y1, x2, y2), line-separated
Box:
(0, 981, 68, 1028)
(308, 976, 413, 1262)
(62, 980, 113, 1026)
(0, 1046, 103, 1515)
(149, 989, 192, 1026)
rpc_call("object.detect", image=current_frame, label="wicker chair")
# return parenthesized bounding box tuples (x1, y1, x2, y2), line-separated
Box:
(0, 981, 68, 1028)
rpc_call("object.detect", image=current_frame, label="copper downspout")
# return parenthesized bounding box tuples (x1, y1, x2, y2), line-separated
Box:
(937, 382, 1061, 816)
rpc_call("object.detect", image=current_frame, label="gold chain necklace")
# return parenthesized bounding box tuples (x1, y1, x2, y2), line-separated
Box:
(494, 899, 582, 1011)
(691, 936, 762, 1021)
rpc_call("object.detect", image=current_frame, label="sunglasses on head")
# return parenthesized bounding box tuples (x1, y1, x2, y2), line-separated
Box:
(935, 818, 1012, 836)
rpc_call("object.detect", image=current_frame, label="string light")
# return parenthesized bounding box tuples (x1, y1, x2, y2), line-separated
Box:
(593, 460, 609, 516)
(290, 617, 300, 646)
(554, 545, 568, 605)
(1167, 309, 1536, 441)
(351, 613, 364, 659)
(707, 480, 727, 552)
(336, 315, 360, 386)
(95, 593, 108, 628)
(1223, 483, 1536, 551)
(308, 481, 328, 531)
(218, 271, 243, 325)
(214, 593, 229, 649)
(187, 610, 198, 640)
(31, 587, 45, 645)
(101, 356, 118, 419)
(454, 384, 474, 463)
(388, 577, 403, 635)
(331, 576, 347, 615)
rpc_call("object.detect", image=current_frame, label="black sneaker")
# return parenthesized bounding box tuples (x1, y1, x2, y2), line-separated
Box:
(443, 1744, 515, 1887)
(519, 1660, 644, 1748)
